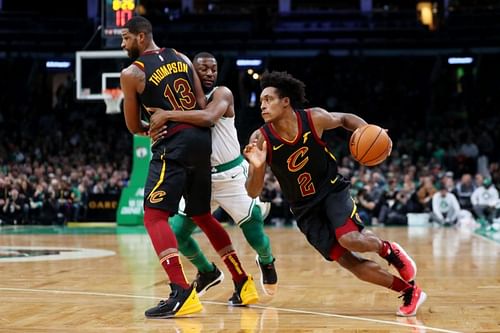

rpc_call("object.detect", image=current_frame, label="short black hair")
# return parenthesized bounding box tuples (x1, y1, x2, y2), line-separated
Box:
(193, 52, 216, 63)
(260, 71, 308, 108)
(124, 16, 152, 36)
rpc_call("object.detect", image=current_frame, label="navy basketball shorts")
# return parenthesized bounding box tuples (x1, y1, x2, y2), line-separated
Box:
(144, 127, 212, 217)
(293, 186, 364, 261)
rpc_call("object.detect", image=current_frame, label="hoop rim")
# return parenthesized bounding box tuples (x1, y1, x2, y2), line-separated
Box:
(103, 88, 123, 100)
(103, 88, 123, 114)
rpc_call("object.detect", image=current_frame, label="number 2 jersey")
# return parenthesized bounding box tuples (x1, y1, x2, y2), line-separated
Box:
(260, 109, 349, 212)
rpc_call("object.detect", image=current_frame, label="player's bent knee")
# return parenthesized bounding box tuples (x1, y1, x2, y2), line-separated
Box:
(335, 217, 364, 251)
(337, 231, 364, 252)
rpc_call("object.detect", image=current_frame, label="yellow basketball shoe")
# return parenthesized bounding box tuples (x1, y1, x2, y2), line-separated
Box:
(145, 283, 203, 318)
(228, 275, 259, 306)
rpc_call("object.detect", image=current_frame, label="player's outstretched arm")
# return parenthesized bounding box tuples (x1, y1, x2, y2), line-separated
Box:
(309, 107, 367, 136)
(244, 130, 267, 198)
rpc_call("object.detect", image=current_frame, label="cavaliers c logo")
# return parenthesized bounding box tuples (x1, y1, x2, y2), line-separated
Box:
(149, 190, 166, 204)
(287, 147, 309, 172)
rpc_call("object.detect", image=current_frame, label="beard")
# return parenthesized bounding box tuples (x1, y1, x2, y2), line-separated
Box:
(126, 40, 140, 59)
(128, 47, 140, 59)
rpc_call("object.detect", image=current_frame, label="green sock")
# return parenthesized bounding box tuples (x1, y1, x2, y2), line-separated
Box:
(169, 214, 214, 273)
(240, 205, 274, 265)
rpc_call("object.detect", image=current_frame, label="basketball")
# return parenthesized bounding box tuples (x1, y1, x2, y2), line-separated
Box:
(349, 124, 392, 166)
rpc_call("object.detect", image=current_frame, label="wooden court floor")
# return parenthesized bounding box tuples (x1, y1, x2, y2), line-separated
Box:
(0, 224, 499, 333)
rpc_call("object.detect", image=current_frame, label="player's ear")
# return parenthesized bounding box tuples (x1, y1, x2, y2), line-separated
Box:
(282, 96, 290, 107)
(138, 31, 147, 43)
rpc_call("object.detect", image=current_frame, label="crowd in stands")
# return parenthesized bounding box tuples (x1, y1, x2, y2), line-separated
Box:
(1, 55, 499, 227)
(262, 150, 500, 228)
(0, 70, 131, 225)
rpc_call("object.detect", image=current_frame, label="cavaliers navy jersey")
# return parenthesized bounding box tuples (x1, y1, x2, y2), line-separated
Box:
(260, 109, 349, 208)
(133, 48, 200, 128)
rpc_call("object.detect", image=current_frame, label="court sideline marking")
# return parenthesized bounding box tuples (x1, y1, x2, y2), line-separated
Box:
(472, 231, 500, 245)
(0, 287, 462, 333)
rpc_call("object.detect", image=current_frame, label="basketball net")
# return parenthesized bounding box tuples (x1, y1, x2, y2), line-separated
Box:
(103, 88, 123, 114)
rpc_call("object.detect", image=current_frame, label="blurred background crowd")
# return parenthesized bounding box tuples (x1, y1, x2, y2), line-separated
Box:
(0, 0, 499, 227)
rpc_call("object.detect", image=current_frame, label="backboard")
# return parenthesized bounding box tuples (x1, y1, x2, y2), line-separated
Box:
(75, 50, 130, 101)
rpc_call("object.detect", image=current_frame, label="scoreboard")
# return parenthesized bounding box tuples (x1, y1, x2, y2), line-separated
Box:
(102, 0, 138, 44)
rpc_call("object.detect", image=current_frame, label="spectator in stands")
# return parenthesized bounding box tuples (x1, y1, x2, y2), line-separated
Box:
(40, 186, 59, 225)
(416, 176, 437, 212)
(442, 171, 455, 192)
(356, 185, 377, 225)
(70, 182, 83, 221)
(455, 173, 475, 211)
(430, 181, 461, 226)
(471, 178, 499, 225)
(0, 177, 7, 224)
(491, 162, 500, 188)
(56, 178, 73, 222)
(29, 184, 45, 224)
(379, 182, 410, 226)
(2, 188, 24, 224)
(371, 171, 388, 202)
(261, 170, 291, 225)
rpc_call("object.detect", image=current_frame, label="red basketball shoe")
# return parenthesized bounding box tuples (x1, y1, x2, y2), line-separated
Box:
(397, 283, 427, 317)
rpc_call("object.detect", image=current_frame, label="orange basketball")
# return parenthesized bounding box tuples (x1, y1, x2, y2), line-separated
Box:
(349, 124, 392, 166)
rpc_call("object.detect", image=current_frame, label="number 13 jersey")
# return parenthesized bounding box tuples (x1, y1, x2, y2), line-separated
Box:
(133, 48, 200, 128)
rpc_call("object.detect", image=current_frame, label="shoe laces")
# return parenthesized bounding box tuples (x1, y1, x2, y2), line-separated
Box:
(159, 284, 183, 305)
(157, 297, 175, 308)
(399, 287, 414, 306)
(157, 299, 169, 307)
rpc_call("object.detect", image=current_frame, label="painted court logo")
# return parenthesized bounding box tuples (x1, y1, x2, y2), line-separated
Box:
(0, 246, 115, 263)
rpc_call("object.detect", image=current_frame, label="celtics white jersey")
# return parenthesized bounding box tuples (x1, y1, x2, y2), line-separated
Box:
(208, 87, 241, 166)
(177, 86, 269, 225)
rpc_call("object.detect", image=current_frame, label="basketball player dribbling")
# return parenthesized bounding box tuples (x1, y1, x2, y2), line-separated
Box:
(243, 71, 427, 316)
(119, 16, 258, 318)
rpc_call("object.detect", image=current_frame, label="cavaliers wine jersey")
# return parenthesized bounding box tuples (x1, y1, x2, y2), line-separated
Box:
(260, 109, 349, 208)
(133, 48, 201, 130)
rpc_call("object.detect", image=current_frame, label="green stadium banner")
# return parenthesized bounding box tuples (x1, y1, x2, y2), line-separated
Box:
(117, 135, 151, 226)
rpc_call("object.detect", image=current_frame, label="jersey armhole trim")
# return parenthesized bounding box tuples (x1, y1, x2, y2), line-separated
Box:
(306, 108, 327, 147)
(132, 60, 145, 72)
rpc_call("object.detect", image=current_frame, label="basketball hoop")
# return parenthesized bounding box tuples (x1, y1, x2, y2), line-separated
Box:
(103, 88, 123, 114)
